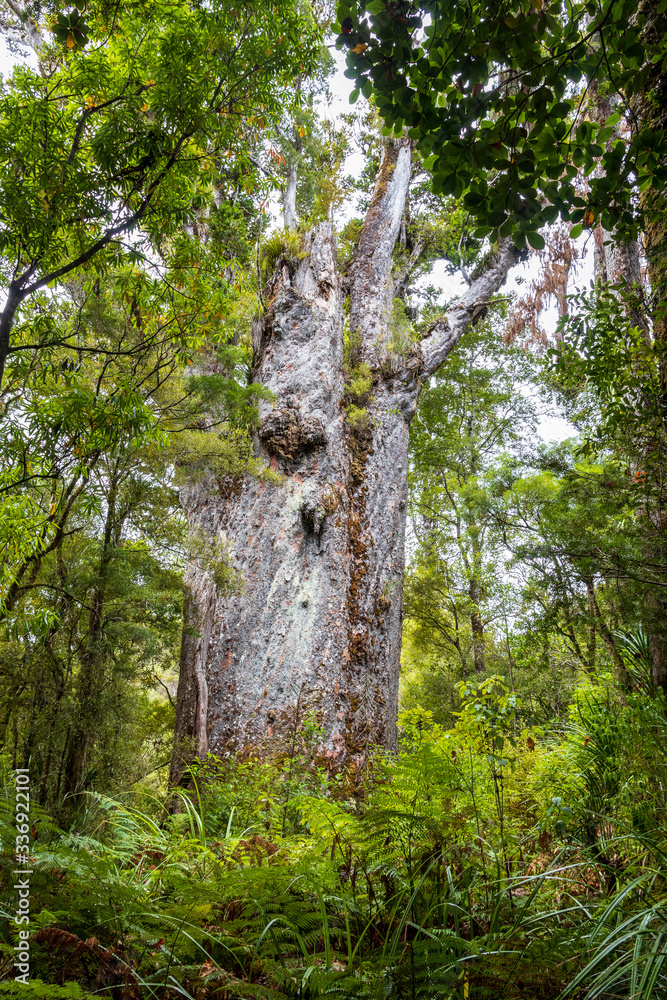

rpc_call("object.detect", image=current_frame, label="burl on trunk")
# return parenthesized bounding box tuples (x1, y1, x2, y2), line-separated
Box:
(171, 140, 520, 779)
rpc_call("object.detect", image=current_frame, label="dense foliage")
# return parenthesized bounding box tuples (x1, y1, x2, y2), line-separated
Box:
(2, 671, 667, 999)
(337, 0, 667, 247)
(1, 0, 667, 996)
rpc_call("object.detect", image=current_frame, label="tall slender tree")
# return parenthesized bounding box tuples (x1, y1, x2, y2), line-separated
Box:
(406, 317, 538, 676)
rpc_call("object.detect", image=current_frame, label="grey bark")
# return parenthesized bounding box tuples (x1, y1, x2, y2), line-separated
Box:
(590, 90, 650, 339)
(282, 165, 298, 231)
(171, 142, 522, 777)
(0, 0, 43, 53)
(603, 236, 650, 340)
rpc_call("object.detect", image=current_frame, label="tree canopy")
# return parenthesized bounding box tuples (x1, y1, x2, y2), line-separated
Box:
(337, 0, 667, 248)
(0, 0, 320, 381)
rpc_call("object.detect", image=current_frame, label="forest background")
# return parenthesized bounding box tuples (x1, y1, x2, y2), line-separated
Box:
(0, 0, 667, 997)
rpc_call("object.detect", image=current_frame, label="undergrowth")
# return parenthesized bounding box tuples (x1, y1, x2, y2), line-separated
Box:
(1, 675, 666, 999)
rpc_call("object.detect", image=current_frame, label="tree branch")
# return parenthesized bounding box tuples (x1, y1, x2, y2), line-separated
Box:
(348, 136, 412, 356)
(420, 237, 522, 378)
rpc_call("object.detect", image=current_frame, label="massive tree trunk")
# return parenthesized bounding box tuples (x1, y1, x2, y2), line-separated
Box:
(171, 141, 521, 780)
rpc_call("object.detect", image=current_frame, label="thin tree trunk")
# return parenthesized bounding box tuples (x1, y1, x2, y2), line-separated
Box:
(469, 581, 485, 674)
(0, 462, 98, 619)
(63, 473, 120, 797)
(283, 165, 298, 231)
(172, 143, 521, 774)
(468, 525, 485, 674)
(637, 0, 667, 346)
(0, 283, 22, 390)
(585, 575, 631, 683)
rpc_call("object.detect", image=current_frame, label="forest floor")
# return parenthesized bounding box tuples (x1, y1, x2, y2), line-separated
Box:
(2, 670, 666, 1000)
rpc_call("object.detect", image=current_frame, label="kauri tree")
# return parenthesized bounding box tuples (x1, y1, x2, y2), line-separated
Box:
(172, 136, 523, 775)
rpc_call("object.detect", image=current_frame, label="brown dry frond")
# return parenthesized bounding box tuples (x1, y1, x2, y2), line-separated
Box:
(507, 223, 580, 348)
(32, 927, 140, 999)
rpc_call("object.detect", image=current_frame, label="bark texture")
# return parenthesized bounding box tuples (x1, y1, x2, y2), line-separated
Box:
(0, 0, 43, 53)
(282, 166, 298, 232)
(171, 142, 521, 778)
